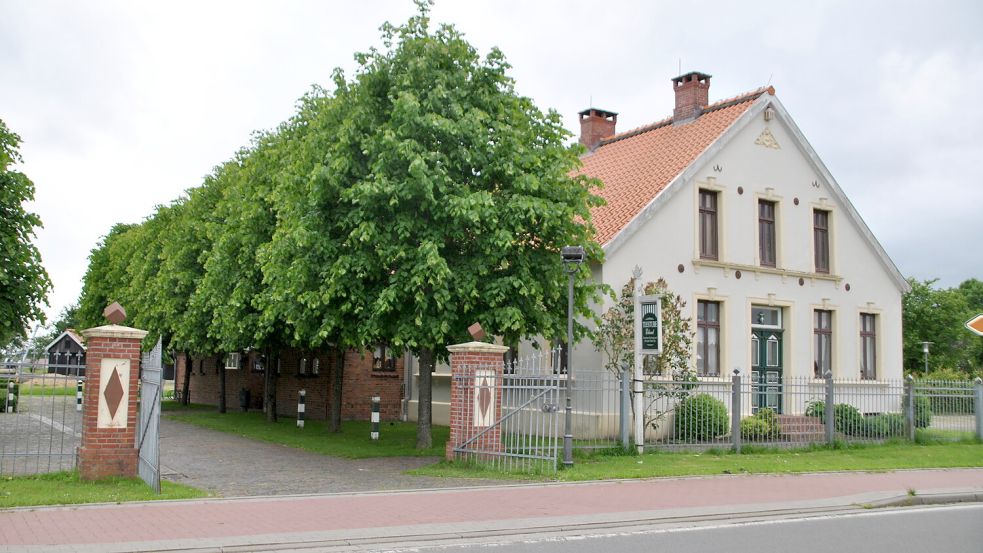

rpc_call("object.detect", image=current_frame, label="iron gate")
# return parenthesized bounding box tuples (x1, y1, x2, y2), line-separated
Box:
(137, 338, 163, 493)
(0, 356, 86, 475)
(452, 348, 562, 473)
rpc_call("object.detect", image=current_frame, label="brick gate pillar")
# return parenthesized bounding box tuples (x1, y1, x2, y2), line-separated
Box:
(78, 323, 148, 480)
(445, 341, 509, 461)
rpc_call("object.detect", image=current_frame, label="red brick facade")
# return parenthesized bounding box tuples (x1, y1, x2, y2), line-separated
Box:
(78, 326, 147, 480)
(445, 342, 509, 461)
(175, 348, 403, 422)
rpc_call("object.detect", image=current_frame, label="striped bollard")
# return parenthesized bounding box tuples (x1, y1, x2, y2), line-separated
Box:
(297, 389, 306, 429)
(76, 379, 83, 412)
(6, 381, 13, 413)
(370, 396, 380, 440)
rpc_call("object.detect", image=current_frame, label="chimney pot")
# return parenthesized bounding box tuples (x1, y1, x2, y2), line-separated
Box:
(672, 71, 712, 124)
(578, 108, 618, 151)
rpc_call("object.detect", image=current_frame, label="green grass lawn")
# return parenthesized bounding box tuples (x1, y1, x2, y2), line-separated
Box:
(0, 471, 206, 509)
(410, 441, 983, 481)
(165, 402, 448, 458)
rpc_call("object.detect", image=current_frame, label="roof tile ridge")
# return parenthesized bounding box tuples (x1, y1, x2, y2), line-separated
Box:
(595, 85, 771, 148)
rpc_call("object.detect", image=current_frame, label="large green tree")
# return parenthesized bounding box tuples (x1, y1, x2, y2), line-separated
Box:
(302, 3, 604, 447)
(0, 119, 52, 346)
(903, 277, 981, 374)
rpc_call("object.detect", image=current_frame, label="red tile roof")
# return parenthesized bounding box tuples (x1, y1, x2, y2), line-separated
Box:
(577, 87, 773, 246)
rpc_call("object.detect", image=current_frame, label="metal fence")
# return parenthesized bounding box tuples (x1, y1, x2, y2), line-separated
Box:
(1, 360, 86, 475)
(452, 348, 562, 473)
(641, 373, 983, 451)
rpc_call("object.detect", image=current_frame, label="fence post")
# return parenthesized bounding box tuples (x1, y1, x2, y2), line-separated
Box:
(371, 395, 380, 440)
(620, 367, 630, 451)
(824, 371, 834, 445)
(731, 369, 742, 453)
(76, 379, 83, 412)
(974, 377, 983, 442)
(905, 375, 915, 442)
(6, 381, 13, 413)
(297, 389, 305, 429)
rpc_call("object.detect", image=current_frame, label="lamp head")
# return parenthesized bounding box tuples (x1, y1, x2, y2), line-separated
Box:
(561, 245, 585, 264)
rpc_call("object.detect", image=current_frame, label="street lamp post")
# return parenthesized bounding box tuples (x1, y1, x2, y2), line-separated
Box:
(561, 245, 585, 467)
(921, 341, 933, 373)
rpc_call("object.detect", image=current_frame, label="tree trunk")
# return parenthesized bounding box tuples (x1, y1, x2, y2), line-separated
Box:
(416, 347, 434, 449)
(181, 351, 191, 406)
(264, 349, 278, 422)
(217, 354, 226, 414)
(329, 347, 345, 433)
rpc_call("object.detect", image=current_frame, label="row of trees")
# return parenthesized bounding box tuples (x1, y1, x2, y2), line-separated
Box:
(75, 3, 604, 447)
(903, 277, 982, 376)
(0, 119, 52, 350)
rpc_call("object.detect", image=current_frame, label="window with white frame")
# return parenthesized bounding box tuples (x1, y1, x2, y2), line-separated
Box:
(224, 352, 240, 370)
(814, 210, 830, 274)
(699, 189, 719, 260)
(758, 200, 777, 267)
(814, 310, 832, 378)
(696, 300, 721, 377)
(860, 313, 877, 380)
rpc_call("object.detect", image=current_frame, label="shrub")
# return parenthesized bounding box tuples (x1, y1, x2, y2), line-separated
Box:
(673, 393, 729, 441)
(833, 404, 864, 435)
(740, 417, 772, 441)
(805, 400, 824, 418)
(913, 395, 932, 428)
(740, 408, 780, 441)
(864, 413, 905, 438)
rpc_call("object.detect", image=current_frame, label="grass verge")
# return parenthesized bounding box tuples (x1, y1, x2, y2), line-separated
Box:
(0, 471, 206, 509)
(409, 441, 983, 481)
(164, 402, 448, 458)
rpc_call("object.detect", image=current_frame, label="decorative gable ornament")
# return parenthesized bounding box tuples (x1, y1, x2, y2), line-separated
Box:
(754, 128, 781, 149)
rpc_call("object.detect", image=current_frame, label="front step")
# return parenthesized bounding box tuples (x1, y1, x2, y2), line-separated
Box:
(778, 415, 826, 442)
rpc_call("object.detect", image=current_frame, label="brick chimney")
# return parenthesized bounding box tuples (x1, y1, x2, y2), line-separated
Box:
(672, 71, 711, 124)
(578, 108, 618, 151)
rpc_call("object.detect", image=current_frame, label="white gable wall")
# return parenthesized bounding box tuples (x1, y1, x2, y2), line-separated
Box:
(578, 100, 905, 383)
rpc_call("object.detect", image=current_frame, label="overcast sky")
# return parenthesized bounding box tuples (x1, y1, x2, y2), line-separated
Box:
(2, 0, 981, 329)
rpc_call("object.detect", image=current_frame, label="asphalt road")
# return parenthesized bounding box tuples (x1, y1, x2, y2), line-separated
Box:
(396, 504, 983, 553)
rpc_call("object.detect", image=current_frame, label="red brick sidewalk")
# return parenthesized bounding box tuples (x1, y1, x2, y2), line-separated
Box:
(2, 469, 982, 551)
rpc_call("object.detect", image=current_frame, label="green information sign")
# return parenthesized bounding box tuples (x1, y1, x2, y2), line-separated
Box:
(635, 294, 662, 355)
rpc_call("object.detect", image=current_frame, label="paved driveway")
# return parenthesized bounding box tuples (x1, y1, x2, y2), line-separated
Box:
(160, 418, 504, 497)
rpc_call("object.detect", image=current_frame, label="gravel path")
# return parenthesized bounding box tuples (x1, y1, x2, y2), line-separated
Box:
(160, 418, 505, 497)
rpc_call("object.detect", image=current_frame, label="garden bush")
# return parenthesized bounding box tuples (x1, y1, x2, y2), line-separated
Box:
(805, 399, 825, 418)
(740, 408, 780, 441)
(863, 413, 905, 438)
(914, 395, 933, 428)
(833, 404, 865, 435)
(673, 393, 729, 441)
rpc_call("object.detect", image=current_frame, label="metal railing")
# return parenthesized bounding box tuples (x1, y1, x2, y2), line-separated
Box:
(640, 373, 983, 451)
(1, 359, 87, 475)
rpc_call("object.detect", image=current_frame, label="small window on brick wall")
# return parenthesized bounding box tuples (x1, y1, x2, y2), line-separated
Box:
(373, 345, 396, 371)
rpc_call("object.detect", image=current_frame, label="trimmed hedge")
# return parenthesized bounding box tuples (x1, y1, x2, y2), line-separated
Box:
(674, 393, 729, 441)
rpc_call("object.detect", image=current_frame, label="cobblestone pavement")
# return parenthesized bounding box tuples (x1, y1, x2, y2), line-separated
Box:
(0, 395, 80, 475)
(160, 418, 506, 497)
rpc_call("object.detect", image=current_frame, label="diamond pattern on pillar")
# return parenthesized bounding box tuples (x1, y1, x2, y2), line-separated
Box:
(104, 368, 125, 419)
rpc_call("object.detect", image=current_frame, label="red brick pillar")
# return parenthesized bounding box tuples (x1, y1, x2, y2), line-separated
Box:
(78, 324, 148, 480)
(445, 341, 509, 461)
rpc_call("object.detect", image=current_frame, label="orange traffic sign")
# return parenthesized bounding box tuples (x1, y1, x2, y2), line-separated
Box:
(967, 314, 983, 336)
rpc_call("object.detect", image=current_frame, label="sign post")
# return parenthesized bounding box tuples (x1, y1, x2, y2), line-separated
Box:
(633, 293, 662, 454)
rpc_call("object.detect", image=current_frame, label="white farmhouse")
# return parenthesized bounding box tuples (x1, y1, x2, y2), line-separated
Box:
(572, 71, 909, 409)
(408, 72, 909, 424)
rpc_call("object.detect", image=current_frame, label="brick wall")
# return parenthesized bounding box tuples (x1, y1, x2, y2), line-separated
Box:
(78, 331, 143, 480)
(175, 348, 403, 422)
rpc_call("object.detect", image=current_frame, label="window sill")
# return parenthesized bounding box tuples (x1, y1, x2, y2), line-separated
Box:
(372, 371, 400, 378)
(692, 259, 842, 284)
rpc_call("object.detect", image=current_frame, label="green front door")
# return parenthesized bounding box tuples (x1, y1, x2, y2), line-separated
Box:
(751, 329, 783, 413)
